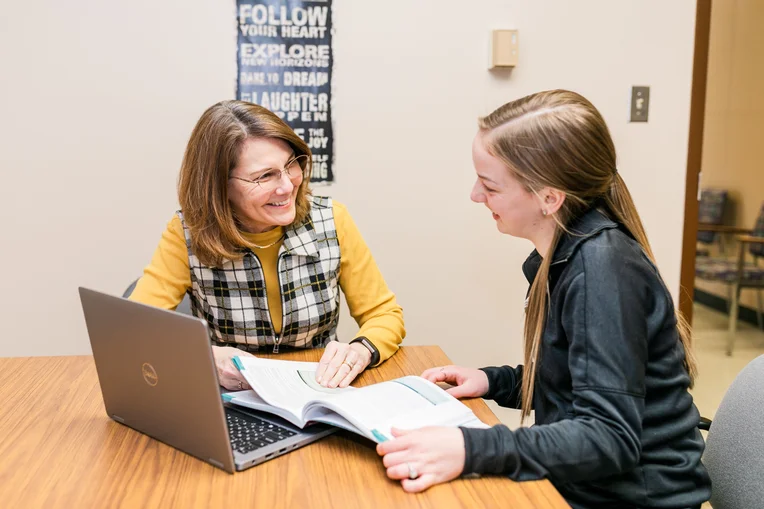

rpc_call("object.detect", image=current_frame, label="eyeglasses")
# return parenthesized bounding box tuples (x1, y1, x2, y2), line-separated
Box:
(229, 154, 308, 191)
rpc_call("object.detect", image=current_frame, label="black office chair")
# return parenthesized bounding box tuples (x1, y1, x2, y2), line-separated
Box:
(122, 279, 193, 316)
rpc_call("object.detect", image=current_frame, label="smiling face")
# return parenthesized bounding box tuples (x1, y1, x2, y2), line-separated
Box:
(227, 137, 304, 233)
(469, 132, 545, 240)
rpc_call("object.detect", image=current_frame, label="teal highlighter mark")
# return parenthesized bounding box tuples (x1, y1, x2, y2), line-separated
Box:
(232, 356, 244, 371)
(371, 429, 389, 442)
(221, 393, 233, 402)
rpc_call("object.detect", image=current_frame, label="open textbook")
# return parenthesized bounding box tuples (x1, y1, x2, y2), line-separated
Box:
(223, 356, 489, 443)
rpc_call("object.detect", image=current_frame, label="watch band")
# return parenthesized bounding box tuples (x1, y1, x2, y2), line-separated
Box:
(351, 336, 380, 366)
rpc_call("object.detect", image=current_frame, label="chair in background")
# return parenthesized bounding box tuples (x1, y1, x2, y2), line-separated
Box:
(122, 279, 193, 316)
(695, 202, 764, 355)
(697, 189, 729, 256)
(702, 354, 764, 509)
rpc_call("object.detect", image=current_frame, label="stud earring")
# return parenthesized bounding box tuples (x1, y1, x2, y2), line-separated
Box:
(542, 210, 548, 217)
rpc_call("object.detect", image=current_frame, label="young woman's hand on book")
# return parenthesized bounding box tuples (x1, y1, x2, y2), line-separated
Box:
(212, 346, 255, 390)
(377, 426, 465, 493)
(315, 341, 372, 388)
(421, 366, 489, 399)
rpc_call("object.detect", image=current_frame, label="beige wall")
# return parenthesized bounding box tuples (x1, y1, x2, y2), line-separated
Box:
(0, 0, 698, 368)
(697, 0, 764, 308)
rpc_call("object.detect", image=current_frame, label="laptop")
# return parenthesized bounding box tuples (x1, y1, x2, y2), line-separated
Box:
(78, 287, 335, 473)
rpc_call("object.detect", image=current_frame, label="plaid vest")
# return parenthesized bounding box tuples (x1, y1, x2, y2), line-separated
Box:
(179, 196, 341, 353)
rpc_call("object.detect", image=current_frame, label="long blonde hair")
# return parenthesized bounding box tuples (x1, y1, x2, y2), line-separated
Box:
(178, 100, 313, 267)
(479, 90, 697, 421)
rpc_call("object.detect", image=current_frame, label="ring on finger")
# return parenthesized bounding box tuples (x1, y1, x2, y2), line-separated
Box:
(406, 462, 419, 480)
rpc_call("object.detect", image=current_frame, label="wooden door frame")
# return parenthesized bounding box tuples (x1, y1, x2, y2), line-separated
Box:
(679, 0, 712, 325)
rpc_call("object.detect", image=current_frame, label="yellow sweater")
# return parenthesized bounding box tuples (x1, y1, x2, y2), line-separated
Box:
(129, 201, 404, 364)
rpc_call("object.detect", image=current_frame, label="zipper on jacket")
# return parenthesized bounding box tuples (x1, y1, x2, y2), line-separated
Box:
(550, 257, 569, 267)
(545, 257, 569, 317)
(272, 250, 287, 354)
(248, 249, 286, 354)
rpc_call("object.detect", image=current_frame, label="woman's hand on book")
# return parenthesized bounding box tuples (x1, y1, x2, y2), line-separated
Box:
(316, 341, 371, 388)
(212, 346, 255, 390)
(377, 426, 465, 493)
(421, 365, 489, 399)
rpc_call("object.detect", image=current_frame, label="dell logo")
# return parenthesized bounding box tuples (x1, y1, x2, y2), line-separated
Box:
(141, 363, 158, 386)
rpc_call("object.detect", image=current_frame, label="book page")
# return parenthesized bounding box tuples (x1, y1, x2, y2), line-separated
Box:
(320, 376, 486, 442)
(373, 399, 490, 438)
(301, 406, 362, 435)
(223, 390, 306, 427)
(235, 356, 353, 420)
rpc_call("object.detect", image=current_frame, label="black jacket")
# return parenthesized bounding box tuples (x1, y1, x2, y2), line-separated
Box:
(460, 208, 711, 509)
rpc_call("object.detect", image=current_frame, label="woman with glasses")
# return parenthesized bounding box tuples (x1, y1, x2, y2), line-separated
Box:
(129, 100, 405, 390)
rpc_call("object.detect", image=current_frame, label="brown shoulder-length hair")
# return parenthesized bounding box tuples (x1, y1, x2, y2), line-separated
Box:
(178, 100, 313, 267)
(479, 90, 697, 422)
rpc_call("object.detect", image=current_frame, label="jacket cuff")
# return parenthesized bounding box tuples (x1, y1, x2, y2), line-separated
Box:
(480, 367, 503, 400)
(460, 427, 480, 475)
(460, 424, 518, 476)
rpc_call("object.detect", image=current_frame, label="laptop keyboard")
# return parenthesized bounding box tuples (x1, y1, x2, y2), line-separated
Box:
(226, 410, 298, 454)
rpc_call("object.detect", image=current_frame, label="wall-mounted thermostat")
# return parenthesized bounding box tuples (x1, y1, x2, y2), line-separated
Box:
(490, 30, 519, 69)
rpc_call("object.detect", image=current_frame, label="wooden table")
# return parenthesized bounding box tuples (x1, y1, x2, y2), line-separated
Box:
(0, 346, 568, 508)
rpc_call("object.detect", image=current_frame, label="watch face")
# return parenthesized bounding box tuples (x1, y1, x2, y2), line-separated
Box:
(359, 338, 379, 364)
(354, 338, 377, 363)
